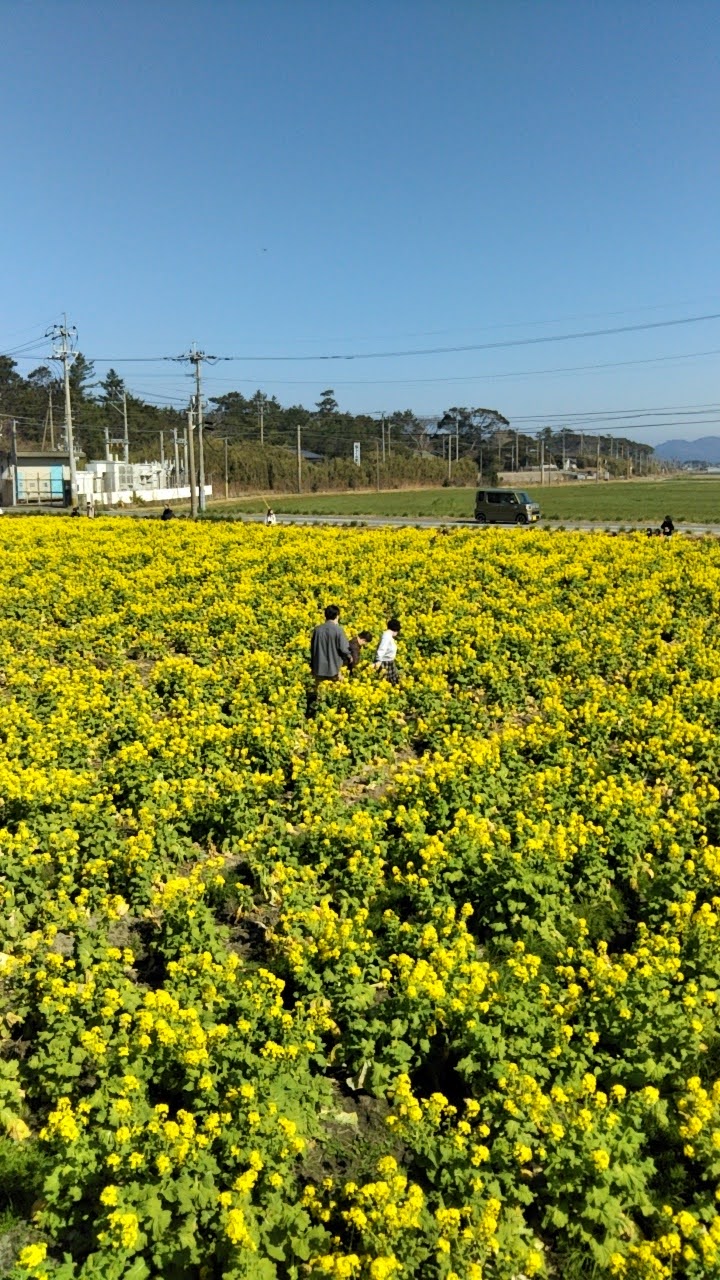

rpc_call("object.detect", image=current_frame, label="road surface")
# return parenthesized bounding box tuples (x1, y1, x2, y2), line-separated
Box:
(8, 507, 718, 535)
(233, 513, 718, 536)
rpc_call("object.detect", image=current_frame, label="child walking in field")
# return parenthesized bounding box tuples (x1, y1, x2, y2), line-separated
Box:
(374, 618, 401, 685)
(347, 630, 373, 672)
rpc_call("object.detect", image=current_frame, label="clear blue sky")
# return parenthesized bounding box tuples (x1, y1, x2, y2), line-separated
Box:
(2, 1, 720, 443)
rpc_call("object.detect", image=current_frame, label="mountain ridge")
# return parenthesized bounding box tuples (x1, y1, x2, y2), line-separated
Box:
(654, 436, 720, 463)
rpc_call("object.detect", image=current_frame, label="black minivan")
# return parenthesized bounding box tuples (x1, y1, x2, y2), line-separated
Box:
(475, 488, 540, 525)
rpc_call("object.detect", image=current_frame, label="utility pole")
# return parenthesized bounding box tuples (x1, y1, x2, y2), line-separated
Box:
(447, 432, 452, 482)
(174, 345, 214, 512)
(187, 403, 198, 518)
(296, 425, 302, 493)
(48, 316, 78, 507)
(515, 430, 519, 473)
(106, 393, 129, 462)
(172, 427, 180, 488)
(258, 394, 265, 447)
(539, 436, 545, 485)
(122, 393, 129, 464)
(596, 437, 600, 483)
(41, 391, 55, 450)
(224, 437, 229, 500)
(376, 440, 380, 491)
(455, 414, 460, 466)
(159, 431, 165, 476)
(381, 414, 386, 463)
(195, 360, 206, 512)
(10, 419, 17, 506)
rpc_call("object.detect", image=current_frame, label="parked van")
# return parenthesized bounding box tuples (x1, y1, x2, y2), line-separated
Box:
(474, 488, 540, 525)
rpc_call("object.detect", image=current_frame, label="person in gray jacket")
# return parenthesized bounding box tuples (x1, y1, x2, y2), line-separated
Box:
(310, 604, 352, 685)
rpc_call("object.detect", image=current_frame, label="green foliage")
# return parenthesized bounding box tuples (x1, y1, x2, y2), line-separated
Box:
(2, 523, 720, 1278)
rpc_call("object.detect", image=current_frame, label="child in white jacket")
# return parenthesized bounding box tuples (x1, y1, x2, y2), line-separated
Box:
(374, 618, 401, 685)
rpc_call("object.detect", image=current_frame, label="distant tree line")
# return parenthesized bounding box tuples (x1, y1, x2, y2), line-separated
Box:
(0, 354, 658, 490)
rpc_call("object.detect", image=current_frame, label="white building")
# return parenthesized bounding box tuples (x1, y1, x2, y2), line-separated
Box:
(82, 460, 211, 506)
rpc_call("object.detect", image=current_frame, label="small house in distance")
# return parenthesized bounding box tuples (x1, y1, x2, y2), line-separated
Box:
(0, 448, 73, 507)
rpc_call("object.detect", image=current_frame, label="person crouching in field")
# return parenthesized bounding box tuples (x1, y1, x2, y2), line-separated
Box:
(347, 630, 373, 673)
(374, 618, 401, 685)
(310, 604, 352, 687)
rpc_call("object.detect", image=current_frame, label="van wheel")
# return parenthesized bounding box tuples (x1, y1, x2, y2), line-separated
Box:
(515, 512, 528, 525)
(475, 513, 487, 523)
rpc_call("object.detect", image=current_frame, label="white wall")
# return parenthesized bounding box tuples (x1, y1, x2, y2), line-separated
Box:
(96, 485, 212, 506)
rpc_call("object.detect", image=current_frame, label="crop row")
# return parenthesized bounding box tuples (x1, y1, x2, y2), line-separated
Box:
(1, 522, 719, 1279)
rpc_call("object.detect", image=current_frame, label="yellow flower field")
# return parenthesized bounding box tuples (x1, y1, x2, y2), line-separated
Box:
(1, 519, 720, 1279)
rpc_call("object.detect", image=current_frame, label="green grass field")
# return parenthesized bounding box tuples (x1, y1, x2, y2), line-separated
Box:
(203, 478, 720, 524)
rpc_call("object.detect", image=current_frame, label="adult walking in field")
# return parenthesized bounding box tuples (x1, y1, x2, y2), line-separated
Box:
(374, 618, 401, 685)
(310, 605, 352, 685)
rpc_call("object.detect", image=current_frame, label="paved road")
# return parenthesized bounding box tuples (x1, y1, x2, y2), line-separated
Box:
(15, 507, 718, 535)
(237, 512, 719, 536)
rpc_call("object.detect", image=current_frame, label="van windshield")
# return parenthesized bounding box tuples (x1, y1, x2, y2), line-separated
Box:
(517, 492, 532, 504)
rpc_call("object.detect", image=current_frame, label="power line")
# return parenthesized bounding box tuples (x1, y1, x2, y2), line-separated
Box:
(143, 344, 720, 388)
(6, 308, 720, 368)
(163, 296, 720, 347)
(8, 400, 720, 438)
(2, 336, 55, 358)
(188, 311, 720, 362)
(10, 342, 720, 394)
(5, 296, 720, 361)
(512, 402, 720, 424)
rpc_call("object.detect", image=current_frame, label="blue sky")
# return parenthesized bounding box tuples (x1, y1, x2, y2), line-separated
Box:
(2, 1, 720, 443)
